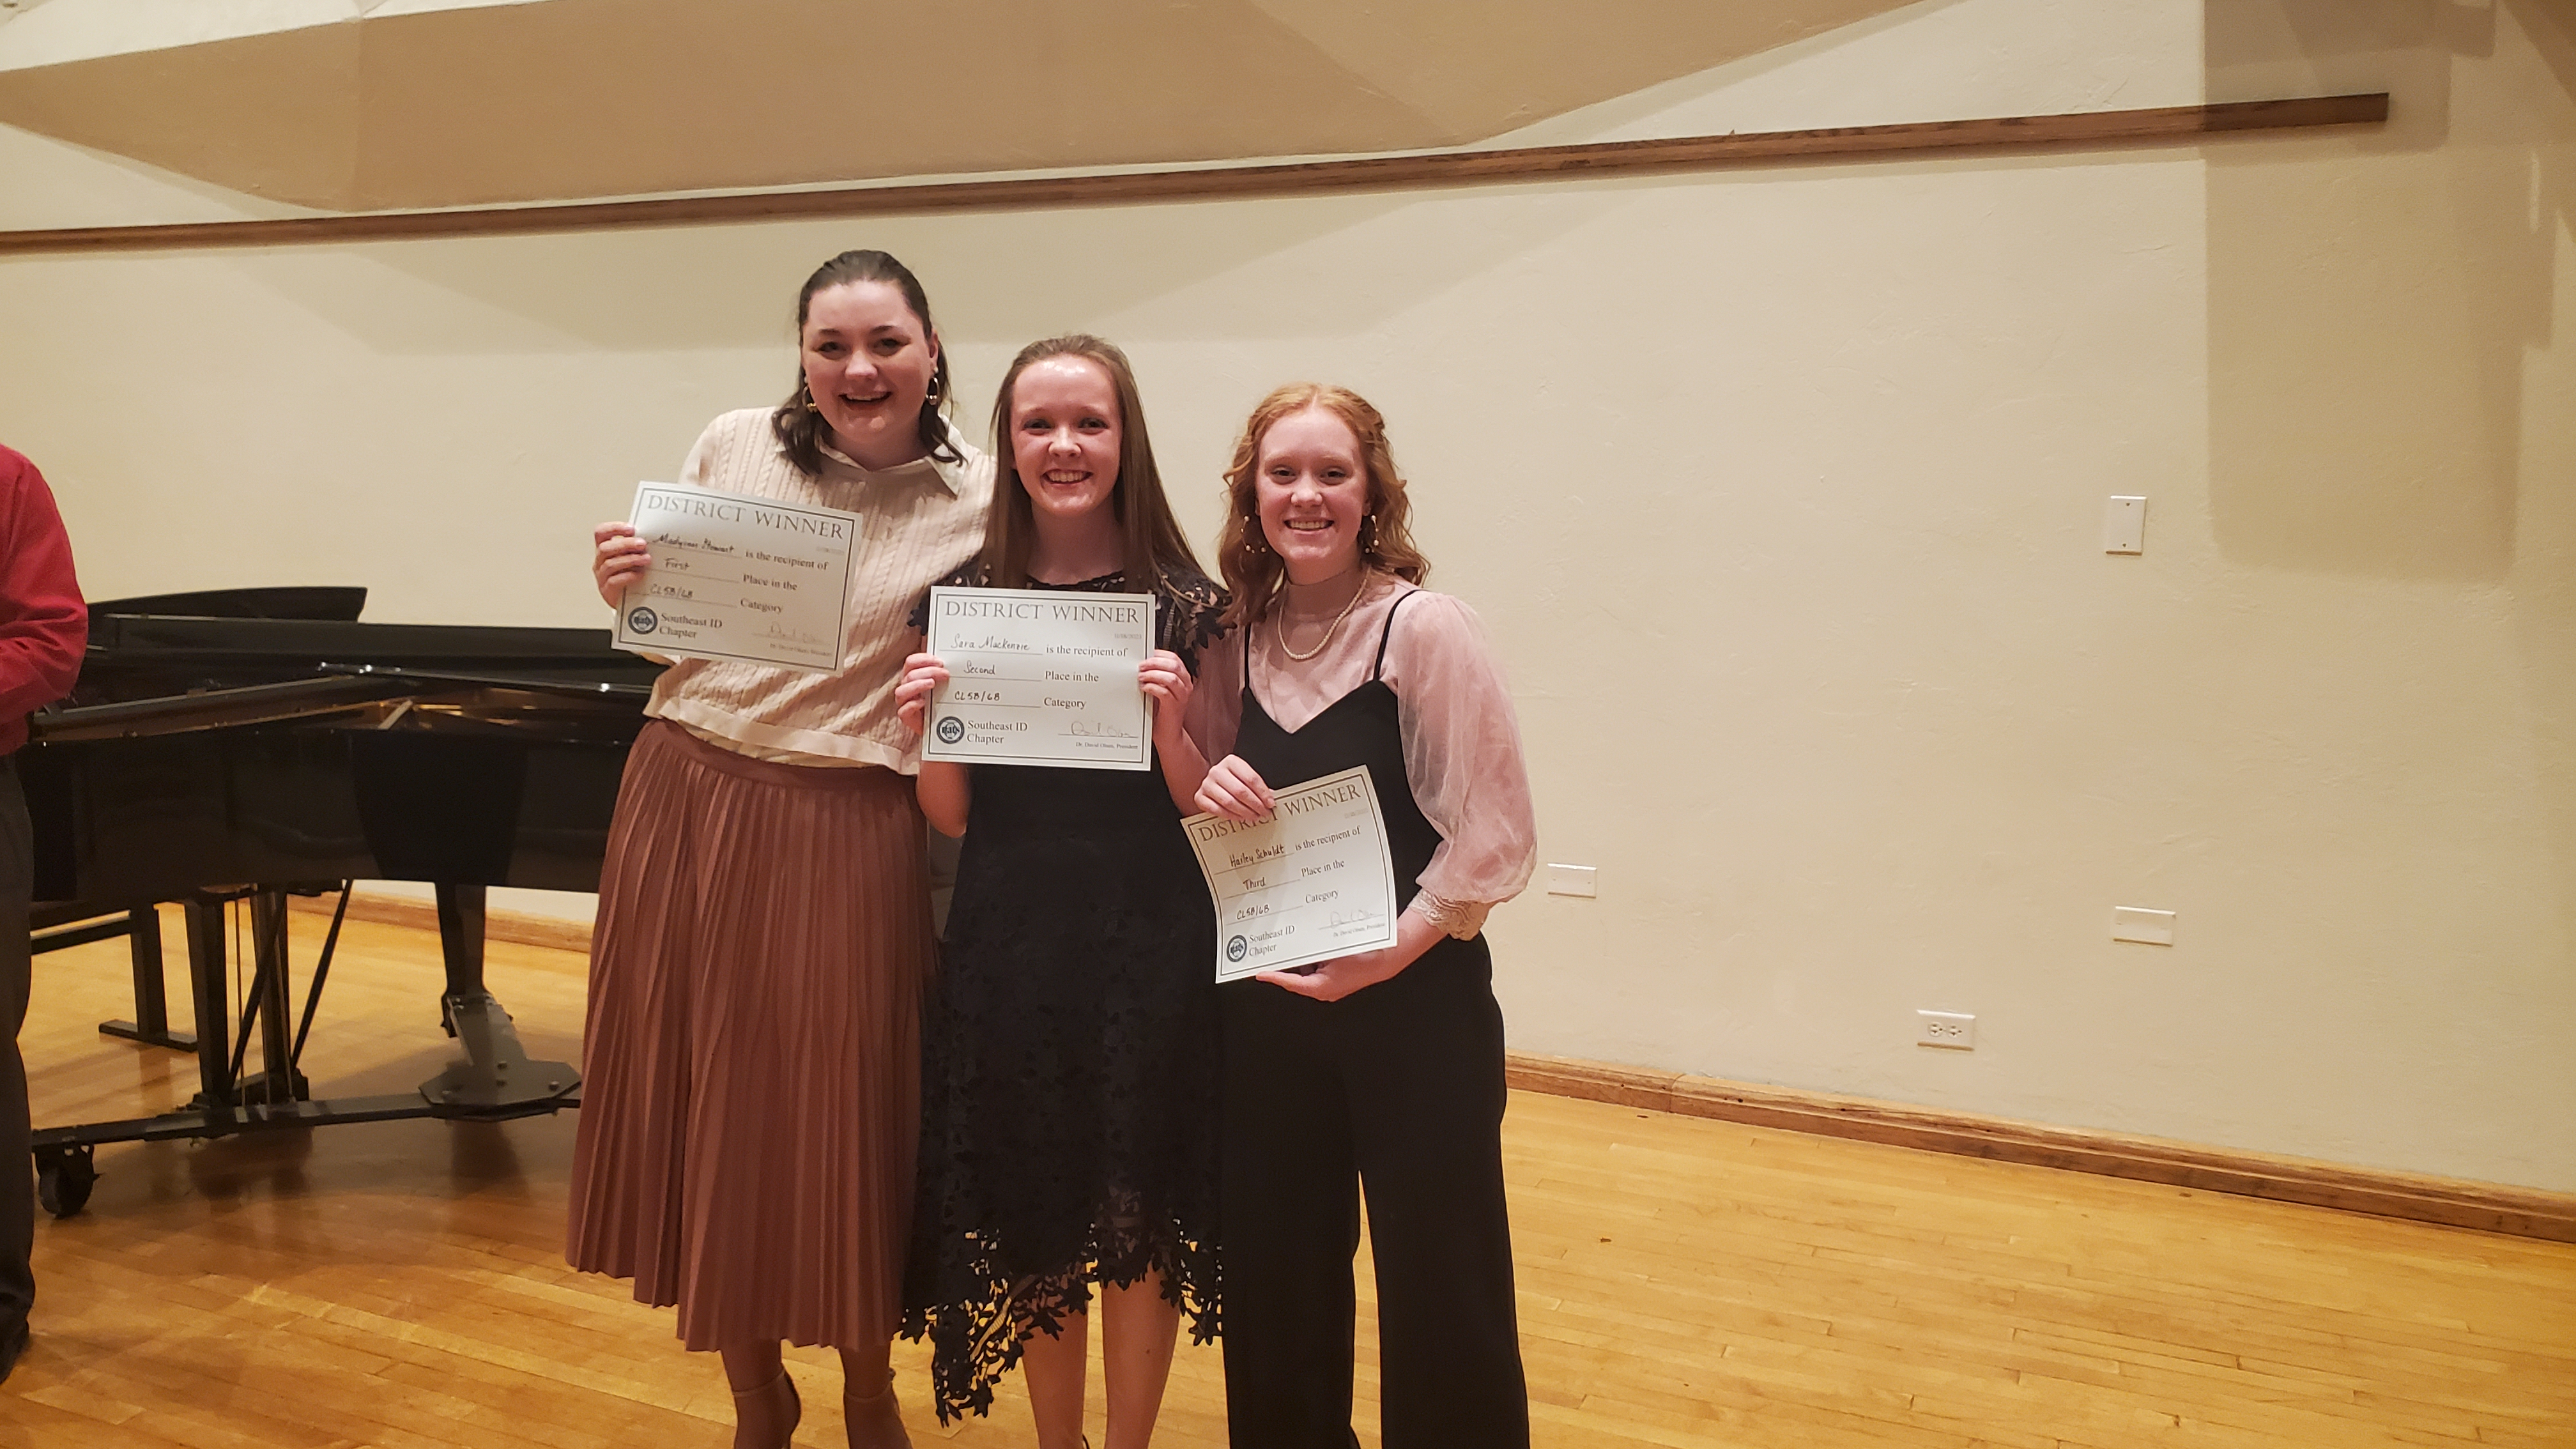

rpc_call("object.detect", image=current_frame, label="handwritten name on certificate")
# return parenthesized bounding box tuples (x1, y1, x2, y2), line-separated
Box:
(924, 586, 1154, 771)
(613, 482, 861, 671)
(1184, 766, 1400, 983)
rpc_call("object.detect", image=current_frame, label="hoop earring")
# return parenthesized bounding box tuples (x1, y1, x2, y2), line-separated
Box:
(926, 370, 945, 404)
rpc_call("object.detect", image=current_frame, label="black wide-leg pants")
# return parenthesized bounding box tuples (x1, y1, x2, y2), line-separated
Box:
(1219, 936, 1530, 1449)
(0, 760, 34, 1336)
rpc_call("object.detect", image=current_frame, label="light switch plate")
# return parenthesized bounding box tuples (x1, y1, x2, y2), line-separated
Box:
(2104, 496, 2146, 554)
(1546, 863, 1597, 898)
(2113, 905, 2175, 945)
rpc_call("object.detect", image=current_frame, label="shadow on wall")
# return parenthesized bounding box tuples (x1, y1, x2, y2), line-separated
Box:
(2205, 0, 2576, 949)
(2204, 0, 2561, 583)
(206, 210, 1367, 357)
(2503, 0, 2576, 963)
(227, 188, 1600, 356)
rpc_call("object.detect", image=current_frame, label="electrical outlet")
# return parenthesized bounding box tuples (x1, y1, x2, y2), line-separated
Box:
(1917, 1009, 1975, 1050)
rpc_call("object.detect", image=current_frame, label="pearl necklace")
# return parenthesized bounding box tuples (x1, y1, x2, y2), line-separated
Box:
(1276, 572, 1366, 662)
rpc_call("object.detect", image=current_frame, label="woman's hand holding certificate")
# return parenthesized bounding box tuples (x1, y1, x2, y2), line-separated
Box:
(921, 585, 1155, 770)
(610, 482, 862, 671)
(1185, 765, 1402, 983)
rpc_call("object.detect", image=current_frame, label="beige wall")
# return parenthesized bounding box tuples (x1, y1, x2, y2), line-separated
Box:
(3, 0, 2570, 1190)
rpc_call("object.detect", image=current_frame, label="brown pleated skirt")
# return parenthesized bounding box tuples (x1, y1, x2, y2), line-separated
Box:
(566, 719, 932, 1351)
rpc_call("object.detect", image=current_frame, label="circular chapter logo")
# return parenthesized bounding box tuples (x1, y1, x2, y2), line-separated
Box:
(624, 606, 658, 635)
(935, 716, 966, 744)
(1225, 935, 1248, 963)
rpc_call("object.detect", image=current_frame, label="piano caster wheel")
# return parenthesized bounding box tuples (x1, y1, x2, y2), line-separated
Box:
(35, 1146, 96, 1220)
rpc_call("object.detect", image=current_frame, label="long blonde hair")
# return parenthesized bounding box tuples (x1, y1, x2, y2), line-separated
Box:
(1214, 383, 1427, 629)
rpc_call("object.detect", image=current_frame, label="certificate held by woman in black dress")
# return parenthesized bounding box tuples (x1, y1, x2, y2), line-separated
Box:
(922, 585, 1156, 770)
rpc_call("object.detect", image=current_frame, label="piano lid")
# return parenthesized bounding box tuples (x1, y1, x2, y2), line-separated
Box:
(86, 613, 656, 670)
(89, 585, 367, 624)
(52, 578, 664, 721)
(31, 668, 654, 743)
(33, 673, 425, 741)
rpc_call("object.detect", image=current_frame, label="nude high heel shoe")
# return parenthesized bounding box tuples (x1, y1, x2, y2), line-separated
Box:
(732, 1368, 801, 1449)
(843, 1368, 912, 1449)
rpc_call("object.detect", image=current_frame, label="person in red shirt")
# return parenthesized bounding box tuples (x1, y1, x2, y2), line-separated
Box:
(0, 444, 84, 1384)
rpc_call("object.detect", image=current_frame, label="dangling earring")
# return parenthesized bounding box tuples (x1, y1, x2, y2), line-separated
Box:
(799, 379, 821, 414)
(926, 369, 945, 404)
(1361, 514, 1378, 557)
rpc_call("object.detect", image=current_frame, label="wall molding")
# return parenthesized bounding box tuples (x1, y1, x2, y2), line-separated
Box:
(291, 884, 2571, 1245)
(0, 94, 2388, 257)
(1505, 1054, 2576, 1244)
(289, 889, 594, 957)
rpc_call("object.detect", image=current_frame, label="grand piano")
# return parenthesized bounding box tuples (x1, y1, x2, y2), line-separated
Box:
(22, 586, 659, 1216)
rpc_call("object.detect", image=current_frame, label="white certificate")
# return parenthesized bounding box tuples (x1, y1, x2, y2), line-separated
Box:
(923, 585, 1154, 770)
(613, 482, 860, 671)
(1184, 766, 1400, 983)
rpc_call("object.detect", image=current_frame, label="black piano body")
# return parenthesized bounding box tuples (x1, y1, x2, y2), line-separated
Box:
(22, 586, 659, 1215)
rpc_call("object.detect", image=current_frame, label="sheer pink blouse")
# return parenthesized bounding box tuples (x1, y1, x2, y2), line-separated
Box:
(1186, 572, 1537, 938)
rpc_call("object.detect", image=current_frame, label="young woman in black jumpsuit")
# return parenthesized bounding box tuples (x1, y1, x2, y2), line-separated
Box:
(1189, 384, 1540, 1449)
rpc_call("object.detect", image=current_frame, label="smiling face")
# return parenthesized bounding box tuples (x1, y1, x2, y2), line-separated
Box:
(1254, 406, 1370, 584)
(1008, 355, 1123, 527)
(799, 280, 937, 469)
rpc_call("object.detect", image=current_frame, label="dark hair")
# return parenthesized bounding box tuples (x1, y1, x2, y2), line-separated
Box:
(981, 335, 1206, 597)
(1215, 383, 1427, 628)
(768, 249, 960, 476)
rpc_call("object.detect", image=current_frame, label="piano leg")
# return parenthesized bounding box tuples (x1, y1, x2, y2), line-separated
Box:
(181, 896, 236, 1116)
(419, 883, 579, 1116)
(235, 891, 308, 1106)
(98, 907, 197, 1053)
(434, 881, 487, 1012)
(29, 884, 581, 1215)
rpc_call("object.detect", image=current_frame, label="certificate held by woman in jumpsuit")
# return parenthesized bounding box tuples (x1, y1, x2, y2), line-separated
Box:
(612, 482, 861, 671)
(1184, 766, 1401, 983)
(923, 585, 1155, 770)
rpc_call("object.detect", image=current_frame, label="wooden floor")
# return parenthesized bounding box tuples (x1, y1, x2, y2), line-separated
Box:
(8, 907, 2573, 1448)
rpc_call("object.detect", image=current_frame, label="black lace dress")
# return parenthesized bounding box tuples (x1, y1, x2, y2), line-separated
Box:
(901, 564, 1227, 1423)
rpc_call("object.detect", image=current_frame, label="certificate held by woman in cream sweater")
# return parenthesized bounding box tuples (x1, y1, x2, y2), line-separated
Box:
(612, 480, 862, 671)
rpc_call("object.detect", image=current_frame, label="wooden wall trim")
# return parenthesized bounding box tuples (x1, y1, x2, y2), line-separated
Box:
(289, 890, 594, 958)
(1505, 1054, 2576, 1244)
(0, 93, 2388, 257)
(295, 885, 2569, 1245)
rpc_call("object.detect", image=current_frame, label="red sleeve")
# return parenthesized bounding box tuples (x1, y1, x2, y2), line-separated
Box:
(0, 446, 87, 744)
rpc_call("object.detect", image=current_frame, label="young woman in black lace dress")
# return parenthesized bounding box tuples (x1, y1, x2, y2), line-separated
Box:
(893, 335, 1225, 1448)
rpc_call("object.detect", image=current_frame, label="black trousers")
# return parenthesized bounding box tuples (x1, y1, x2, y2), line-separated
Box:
(1219, 937, 1529, 1449)
(0, 759, 33, 1333)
